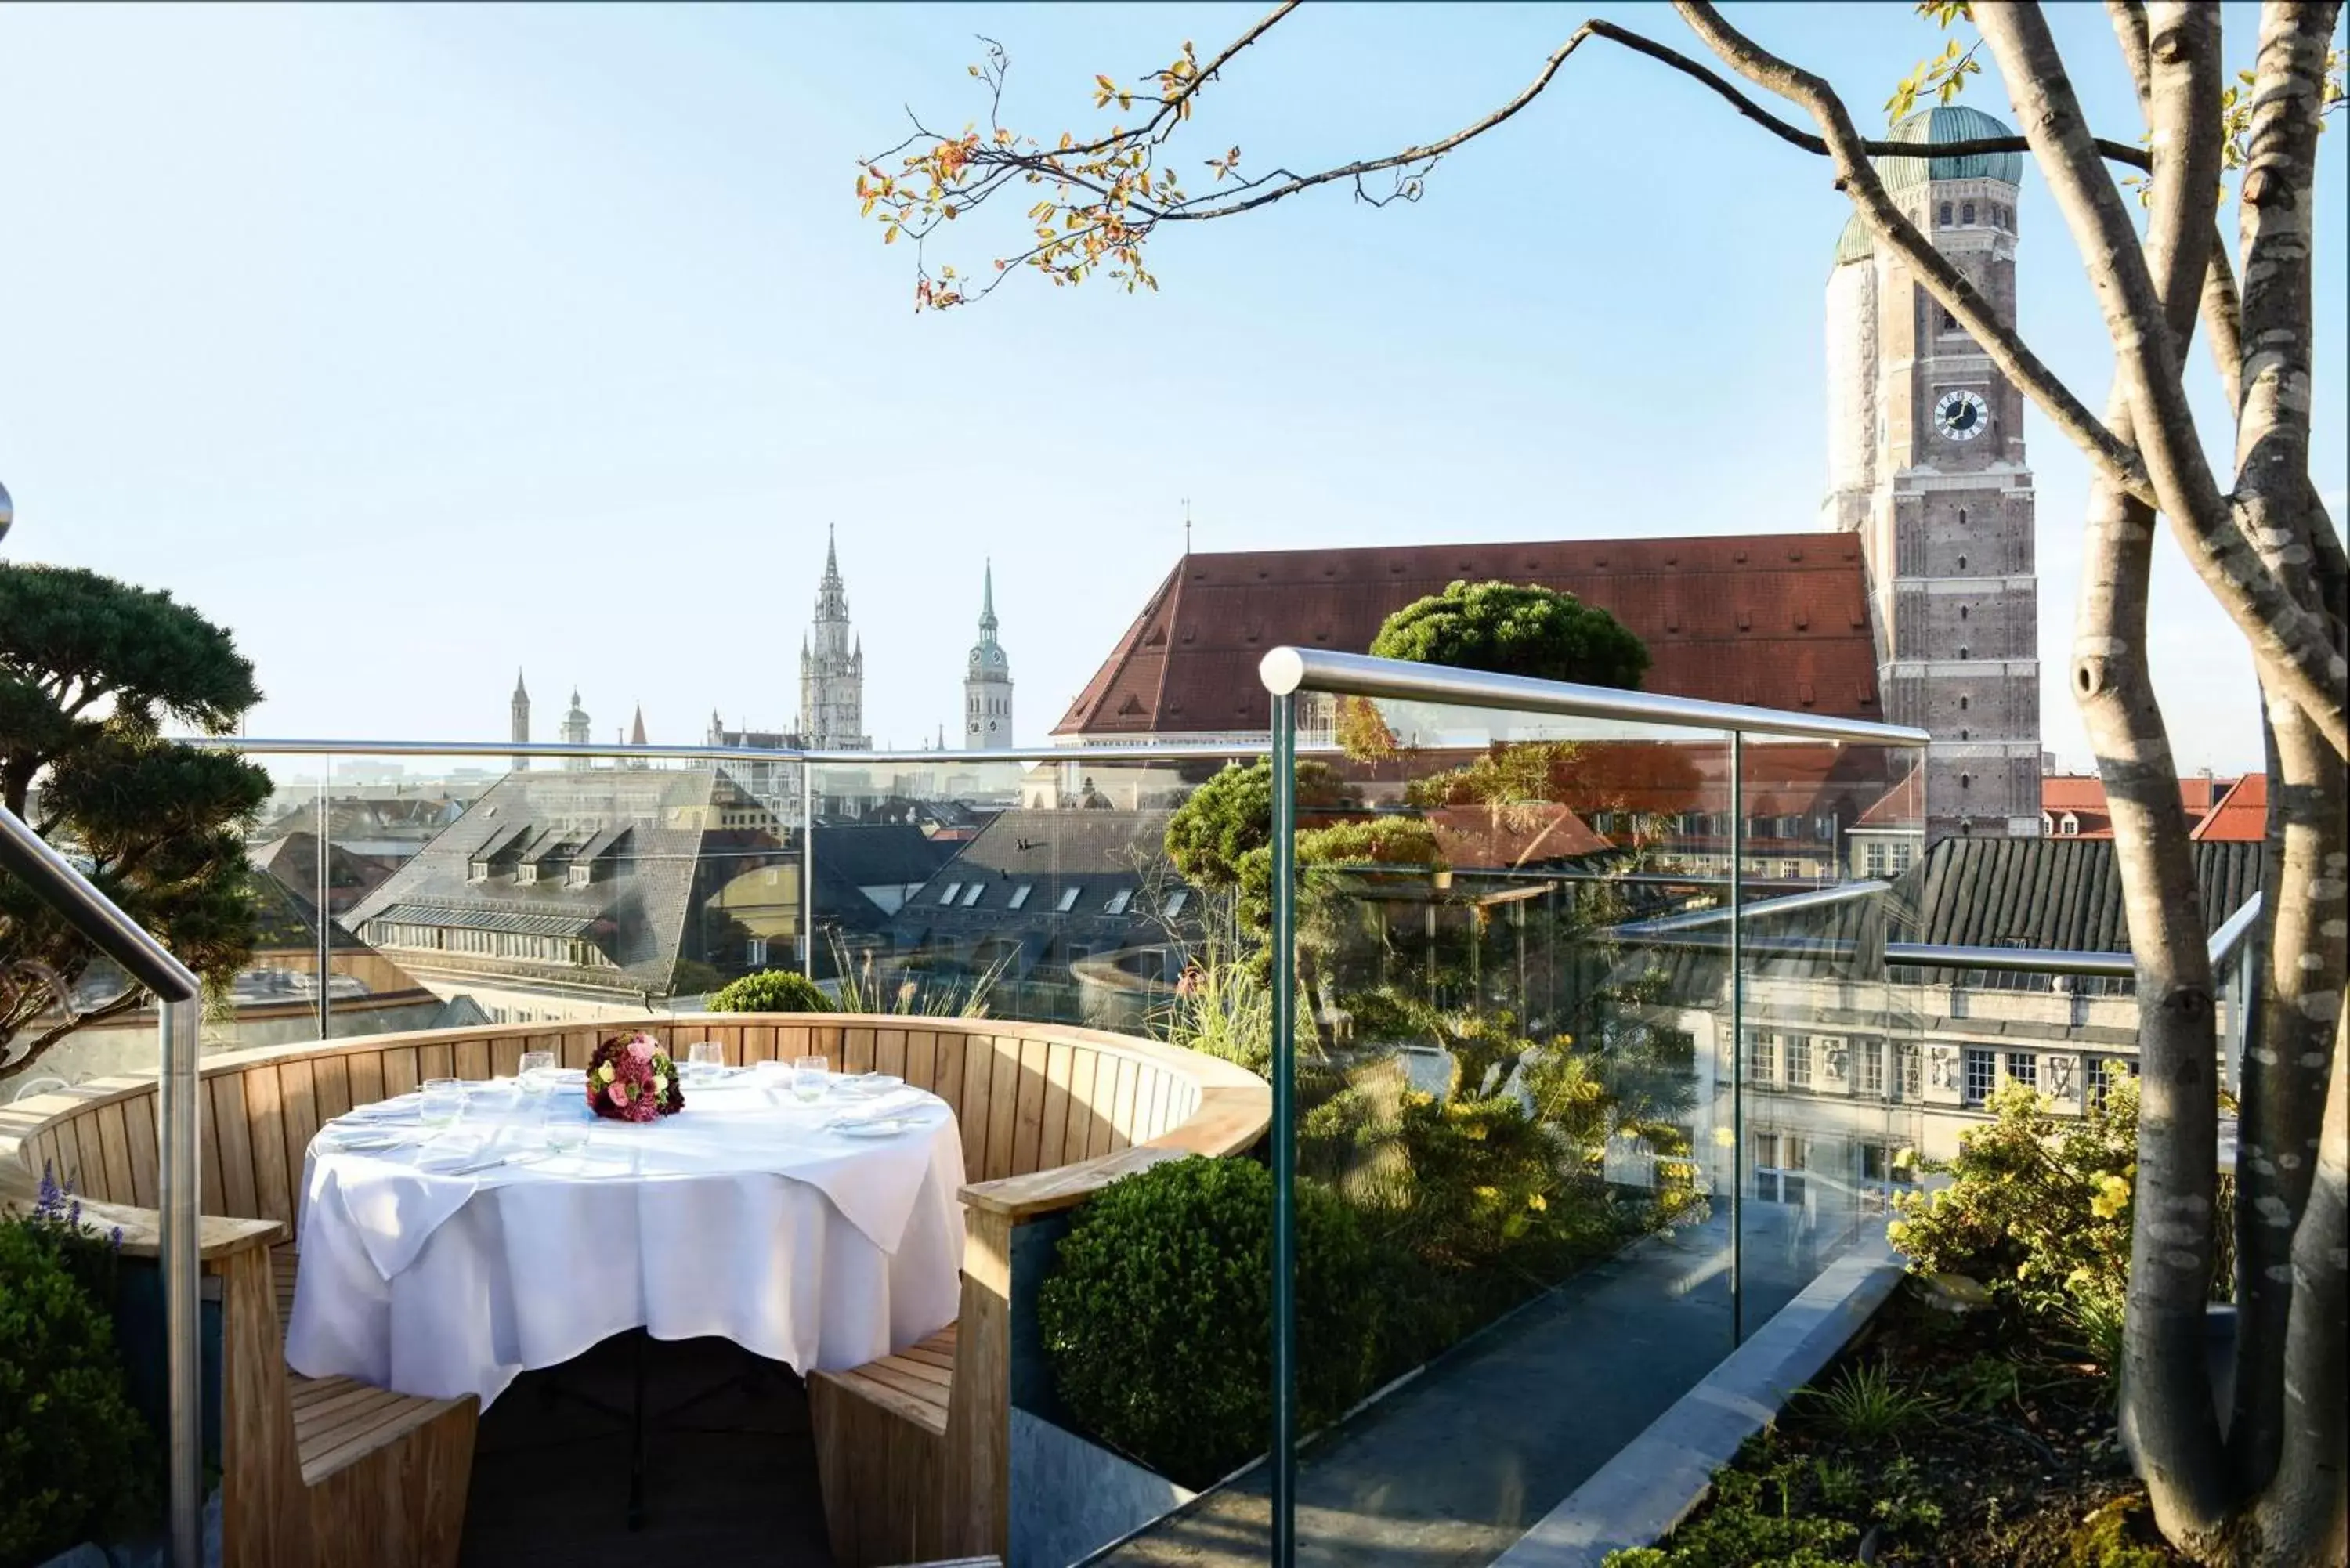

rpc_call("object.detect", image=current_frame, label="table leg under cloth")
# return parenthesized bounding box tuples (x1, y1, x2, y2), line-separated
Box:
(534, 1327, 802, 1532)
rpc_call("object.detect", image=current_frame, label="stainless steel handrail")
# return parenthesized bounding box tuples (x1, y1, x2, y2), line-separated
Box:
(1, 805, 204, 1568)
(2206, 890, 2264, 970)
(1885, 941, 2138, 977)
(1613, 880, 1890, 937)
(1257, 646, 1934, 748)
(186, 736, 1295, 764)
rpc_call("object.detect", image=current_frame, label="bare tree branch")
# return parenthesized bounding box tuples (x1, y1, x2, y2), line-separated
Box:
(2107, 0, 2248, 411)
(1976, 3, 2347, 764)
(1667, 3, 2166, 491)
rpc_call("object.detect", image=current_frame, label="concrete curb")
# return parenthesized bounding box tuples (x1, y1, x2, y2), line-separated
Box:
(1491, 1239, 1907, 1568)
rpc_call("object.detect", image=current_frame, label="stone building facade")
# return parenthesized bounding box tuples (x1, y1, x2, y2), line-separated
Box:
(798, 526, 870, 750)
(1823, 103, 2042, 840)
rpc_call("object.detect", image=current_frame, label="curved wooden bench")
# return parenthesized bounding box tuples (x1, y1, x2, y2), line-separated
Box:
(0, 1013, 1270, 1567)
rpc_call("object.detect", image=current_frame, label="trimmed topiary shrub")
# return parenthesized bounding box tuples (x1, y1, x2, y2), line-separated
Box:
(707, 968, 833, 1013)
(1036, 1155, 1383, 1488)
(1, 1170, 155, 1564)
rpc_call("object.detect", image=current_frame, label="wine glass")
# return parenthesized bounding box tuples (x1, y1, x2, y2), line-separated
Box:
(418, 1078, 465, 1130)
(687, 1041, 725, 1083)
(790, 1055, 830, 1104)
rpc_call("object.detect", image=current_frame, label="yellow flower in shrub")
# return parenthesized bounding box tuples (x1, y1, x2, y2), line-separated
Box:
(2091, 1174, 2131, 1220)
(1528, 1193, 1547, 1212)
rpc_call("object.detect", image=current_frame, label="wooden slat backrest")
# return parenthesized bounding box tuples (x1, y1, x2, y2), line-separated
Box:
(3, 1013, 1263, 1233)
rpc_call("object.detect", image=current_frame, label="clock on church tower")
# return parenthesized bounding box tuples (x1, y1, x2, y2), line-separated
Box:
(1820, 103, 2042, 844)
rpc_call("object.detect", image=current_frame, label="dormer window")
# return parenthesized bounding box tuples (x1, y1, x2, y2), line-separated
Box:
(566, 863, 594, 889)
(515, 863, 538, 885)
(468, 860, 491, 883)
(2060, 812, 2080, 836)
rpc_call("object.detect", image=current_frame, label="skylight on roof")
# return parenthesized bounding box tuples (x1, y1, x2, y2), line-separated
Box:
(939, 882, 964, 905)
(1055, 886, 1082, 912)
(1103, 889, 1133, 915)
(1007, 884, 1032, 909)
(960, 882, 985, 907)
(1162, 890, 1188, 918)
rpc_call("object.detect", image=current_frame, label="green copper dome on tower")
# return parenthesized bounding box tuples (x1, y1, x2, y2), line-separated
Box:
(1832, 213, 1875, 269)
(1877, 104, 2023, 193)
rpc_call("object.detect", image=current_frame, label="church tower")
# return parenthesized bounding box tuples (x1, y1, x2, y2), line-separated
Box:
(561, 688, 591, 770)
(798, 526, 870, 750)
(964, 561, 1014, 750)
(1824, 104, 2041, 841)
(510, 670, 530, 771)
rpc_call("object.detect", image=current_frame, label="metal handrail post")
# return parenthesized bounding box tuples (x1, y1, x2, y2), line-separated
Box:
(0, 805, 204, 1568)
(1728, 732, 1745, 1346)
(801, 764, 817, 981)
(1267, 693, 1298, 1568)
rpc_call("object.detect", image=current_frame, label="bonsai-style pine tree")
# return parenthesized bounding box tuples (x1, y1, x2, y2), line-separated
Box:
(1, 564, 272, 1079)
(1369, 580, 1650, 691)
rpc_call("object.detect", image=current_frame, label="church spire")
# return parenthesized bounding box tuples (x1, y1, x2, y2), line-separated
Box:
(979, 558, 998, 638)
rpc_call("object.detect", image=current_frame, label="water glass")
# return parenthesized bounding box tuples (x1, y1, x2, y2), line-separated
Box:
(518, 1050, 557, 1089)
(543, 1117, 587, 1156)
(790, 1055, 830, 1104)
(418, 1078, 465, 1129)
(687, 1041, 725, 1082)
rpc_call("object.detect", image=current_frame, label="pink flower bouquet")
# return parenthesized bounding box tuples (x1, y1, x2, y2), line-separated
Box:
(585, 1031, 685, 1122)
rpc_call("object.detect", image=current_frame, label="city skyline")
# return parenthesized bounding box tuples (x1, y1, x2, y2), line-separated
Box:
(0, 3, 2341, 771)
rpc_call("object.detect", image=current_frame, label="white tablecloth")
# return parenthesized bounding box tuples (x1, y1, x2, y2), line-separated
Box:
(284, 1070, 966, 1406)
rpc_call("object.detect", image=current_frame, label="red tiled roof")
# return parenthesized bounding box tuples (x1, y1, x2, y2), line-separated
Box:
(2192, 773, 2266, 841)
(1425, 803, 1614, 869)
(1054, 534, 1882, 735)
(2041, 774, 2242, 840)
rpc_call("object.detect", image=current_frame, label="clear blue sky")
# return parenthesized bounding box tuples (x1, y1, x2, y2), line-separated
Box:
(2, 2, 2341, 772)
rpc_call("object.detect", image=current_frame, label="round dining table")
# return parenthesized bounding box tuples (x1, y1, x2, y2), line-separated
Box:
(284, 1064, 967, 1407)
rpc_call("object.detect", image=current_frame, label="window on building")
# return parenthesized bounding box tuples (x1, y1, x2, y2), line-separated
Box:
(1965, 1046, 1997, 1104)
(746, 936, 768, 967)
(2060, 812, 2079, 836)
(468, 861, 490, 883)
(2088, 1057, 2132, 1111)
(1959, 695, 1970, 710)
(1939, 201, 1953, 224)
(1162, 890, 1189, 918)
(1055, 886, 1083, 912)
(2007, 1051, 2038, 1090)
(1962, 201, 1976, 223)
(1858, 1039, 1885, 1097)
(938, 882, 964, 905)
(1961, 774, 1972, 791)
(1746, 1031, 1776, 1085)
(1865, 841, 1888, 877)
(1940, 305, 1959, 331)
(1958, 554, 1969, 569)
(1755, 1132, 1808, 1204)
(1007, 884, 1033, 910)
(1104, 889, 1133, 916)
(960, 882, 985, 907)
(1784, 1035, 1813, 1086)
(1896, 1041, 1922, 1100)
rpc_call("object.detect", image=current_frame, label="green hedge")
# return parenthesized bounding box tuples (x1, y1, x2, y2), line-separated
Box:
(1036, 1156, 1382, 1488)
(1, 1176, 155, 1564)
